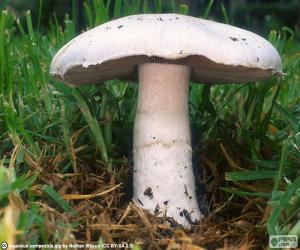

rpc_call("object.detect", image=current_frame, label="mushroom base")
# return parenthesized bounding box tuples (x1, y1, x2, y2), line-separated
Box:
(133, 63, 202, 228)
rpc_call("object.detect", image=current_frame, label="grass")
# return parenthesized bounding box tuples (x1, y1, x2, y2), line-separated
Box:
(0, 0, 300, 249)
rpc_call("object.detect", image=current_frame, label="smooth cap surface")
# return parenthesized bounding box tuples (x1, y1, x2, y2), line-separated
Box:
(50, 14, 282, 85)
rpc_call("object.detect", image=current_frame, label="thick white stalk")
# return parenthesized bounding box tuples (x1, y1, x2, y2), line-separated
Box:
(132, 63, 202, 227)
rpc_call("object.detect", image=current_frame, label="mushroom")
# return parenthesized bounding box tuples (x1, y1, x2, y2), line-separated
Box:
(50, 14, 282, 227)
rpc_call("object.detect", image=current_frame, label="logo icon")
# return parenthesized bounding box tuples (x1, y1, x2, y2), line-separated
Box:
(269, 235, 298, 248)
(1, 242, 8, 250)
(270, 237, 278, 247)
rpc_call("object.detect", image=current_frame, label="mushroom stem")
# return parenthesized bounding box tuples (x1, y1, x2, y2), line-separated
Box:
(133, 63, 202, 227)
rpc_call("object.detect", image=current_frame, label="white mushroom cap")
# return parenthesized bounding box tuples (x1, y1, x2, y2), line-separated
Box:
(50, 13, 282, 85)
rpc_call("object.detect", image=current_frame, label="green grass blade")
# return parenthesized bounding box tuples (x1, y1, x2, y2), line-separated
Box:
(268, 30, 280, 48)
(0, 171, 37, 201)
(113, 0, 122, 18)
(83, 1, 94, 28)
(260, 82, 281, 135)
(225, 170, 278, 181)
(274, 103, 299, 130)
(26, 11, 35, 43)
(16, 17, 27, 37)
(42, 185, 74, 214)
(267, 175, 300, 235)
(72, 88, 108, 163)
(0, 0, 9, 11)
(0, 165, 11, 200)
(171, 0, 176, 13)
(273, 140, 289, 191)
(99, 90, 112, 152)
(178, 4, 188, 15)
(65, 18, 76, 42)
(93, 0, 109, 26)
(0, 10, 7, 92)
(203, 0, 214, 18)
(202, 85, 216, 117)
(12, 174, 37, 192)
(143, 0, 150, 14)
(246, 159, 278, 169)
(37, 0, 43, 31)
(288, 221, 300, 237)
(154, 0, 162, 13)
(220, 187, 271, 198)
(61, 102, 77, 172)
(72, 0, 78, 32)
(221, 1, 229, 24)
(5, 44, 13, 104)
